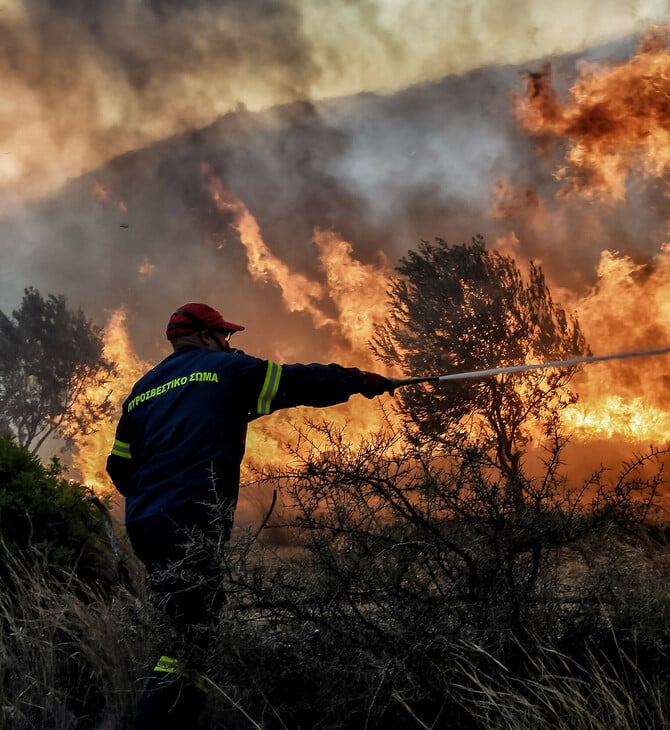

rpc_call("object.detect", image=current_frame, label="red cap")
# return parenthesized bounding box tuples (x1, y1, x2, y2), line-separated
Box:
(166, 303, 245, 341)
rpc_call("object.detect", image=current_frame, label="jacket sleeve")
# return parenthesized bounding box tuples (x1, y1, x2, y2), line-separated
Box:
(105, 418, 134, 496)
(252, 361, 367, 416)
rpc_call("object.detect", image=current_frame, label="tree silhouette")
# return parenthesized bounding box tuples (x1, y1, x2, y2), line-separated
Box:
(0, 287, 115, 454)
(374, 236, 589, 508)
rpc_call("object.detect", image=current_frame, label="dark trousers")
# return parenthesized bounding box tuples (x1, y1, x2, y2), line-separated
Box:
(126, 505, 229, 729)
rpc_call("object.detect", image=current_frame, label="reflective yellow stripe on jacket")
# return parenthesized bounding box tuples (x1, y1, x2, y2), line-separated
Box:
(154, 655, 209, 694)
(257, 361, 283, 415)
(111, 438, 131, 459)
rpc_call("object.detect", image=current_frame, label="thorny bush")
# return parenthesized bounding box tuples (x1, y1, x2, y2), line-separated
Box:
(256, 420, 666, 640)
(195, 417, 670, 728)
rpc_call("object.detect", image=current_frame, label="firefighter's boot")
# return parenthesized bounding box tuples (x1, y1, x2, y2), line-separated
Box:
(133, 655, 208, 730)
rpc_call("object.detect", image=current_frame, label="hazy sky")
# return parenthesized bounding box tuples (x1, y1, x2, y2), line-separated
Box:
(0, 0, 667, 206)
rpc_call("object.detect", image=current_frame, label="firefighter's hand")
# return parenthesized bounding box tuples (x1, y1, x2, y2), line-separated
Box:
(360, 371, 396, 399)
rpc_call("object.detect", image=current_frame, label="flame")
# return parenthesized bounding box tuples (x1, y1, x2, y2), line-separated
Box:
(515, 28, 670, 201)
(314, 228, 392, 365)
(560, 246, 670, 442)
(202, 165, 395, 361)
(92, 181, 128, 212)
(138, 256, 156, 277)
(203, 163, 333, 328)
(563, 395, 670, 441)
(71, 308, 150, 492)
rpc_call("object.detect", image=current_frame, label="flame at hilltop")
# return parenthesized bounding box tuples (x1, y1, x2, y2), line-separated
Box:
(516, 28, 670, 201)
(204, 164, 333, 329)
(510, 27, 670, 442)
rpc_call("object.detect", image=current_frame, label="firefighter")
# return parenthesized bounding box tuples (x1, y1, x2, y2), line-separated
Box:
(106, 302, 395, 729)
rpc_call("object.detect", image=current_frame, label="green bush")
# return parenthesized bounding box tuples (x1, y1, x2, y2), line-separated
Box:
(0, 435, 115, 587)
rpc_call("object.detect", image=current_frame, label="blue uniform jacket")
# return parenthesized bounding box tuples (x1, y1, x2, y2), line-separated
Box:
(106, 347, 367, 529)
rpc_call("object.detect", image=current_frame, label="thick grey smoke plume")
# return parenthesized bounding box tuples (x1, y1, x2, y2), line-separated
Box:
(0, 0, 318, 204)
(0, 40, 661, 356)
(0, 0, 663, 205)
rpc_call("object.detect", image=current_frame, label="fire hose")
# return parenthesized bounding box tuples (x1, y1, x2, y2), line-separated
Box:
(388, 345, 670, 388)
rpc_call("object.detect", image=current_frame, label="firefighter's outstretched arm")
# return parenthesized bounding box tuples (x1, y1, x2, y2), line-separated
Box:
(252, 360, 394, 416)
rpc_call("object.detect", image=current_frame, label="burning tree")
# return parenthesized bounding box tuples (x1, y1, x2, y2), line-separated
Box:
(373, 235, 588, 508)
(0, 287, 115, 454)
(236, 236, 665, 651)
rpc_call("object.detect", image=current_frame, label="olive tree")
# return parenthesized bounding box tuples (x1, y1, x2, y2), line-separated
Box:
(0, 287, 115, 454)
(245, 236, 661, 637)
(373, 235, 588, 508)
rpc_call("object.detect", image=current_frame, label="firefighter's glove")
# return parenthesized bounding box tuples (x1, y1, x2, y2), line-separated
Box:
(360, 371, 395, 399)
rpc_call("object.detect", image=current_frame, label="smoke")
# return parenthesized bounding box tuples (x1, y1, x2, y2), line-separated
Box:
(0, 0, 664, 206)
(0, 0, 316, 204)
(0, 28, 666, 342)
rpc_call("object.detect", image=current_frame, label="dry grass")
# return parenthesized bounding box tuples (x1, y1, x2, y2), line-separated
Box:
(2, 525, 670, 729)
(0, 549, 145, 729)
